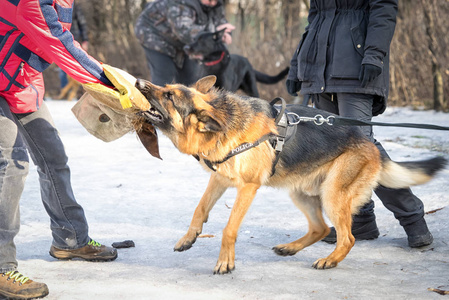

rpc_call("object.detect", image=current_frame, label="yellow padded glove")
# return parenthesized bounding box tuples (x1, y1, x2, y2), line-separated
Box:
(82, 64, 150, 112)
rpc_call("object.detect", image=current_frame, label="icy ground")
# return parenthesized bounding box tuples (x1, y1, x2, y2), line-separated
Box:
(11, 100, 449, 299)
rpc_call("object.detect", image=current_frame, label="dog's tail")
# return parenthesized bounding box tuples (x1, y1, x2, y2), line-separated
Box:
(378, 156, 447, 189)
(254, 67, 289, 84)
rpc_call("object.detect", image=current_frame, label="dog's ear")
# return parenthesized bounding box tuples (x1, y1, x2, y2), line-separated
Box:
(214, 29, 226, 41)
(197, 110, 223, 132)
(195, 76, 217, 94)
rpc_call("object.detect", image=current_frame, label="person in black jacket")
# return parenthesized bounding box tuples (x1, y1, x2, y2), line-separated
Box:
(286, 0, 433, 248)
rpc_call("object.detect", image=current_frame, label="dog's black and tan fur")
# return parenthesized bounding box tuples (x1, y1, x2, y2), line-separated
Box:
(136, 76, 446, 274)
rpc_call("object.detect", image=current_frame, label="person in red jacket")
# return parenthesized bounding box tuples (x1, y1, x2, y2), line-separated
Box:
(0, 1, 118, 298)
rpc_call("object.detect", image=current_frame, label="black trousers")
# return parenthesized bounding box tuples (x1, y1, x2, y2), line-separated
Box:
(312, 93, 425, 227)
(143, 48, 199, 86)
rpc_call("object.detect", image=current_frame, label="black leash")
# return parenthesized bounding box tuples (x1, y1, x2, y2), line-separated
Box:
(290, 114, 449, 131)
(332, 116, 449, 131)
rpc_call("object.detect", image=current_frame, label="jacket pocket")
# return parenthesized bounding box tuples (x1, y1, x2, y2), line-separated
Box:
(330, 24, 364, 79)
(297, 28, 317, 81)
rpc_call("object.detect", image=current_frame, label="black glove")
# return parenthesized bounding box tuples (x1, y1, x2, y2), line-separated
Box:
(286, 79, 301, 96)
(359, 64, 382, 88)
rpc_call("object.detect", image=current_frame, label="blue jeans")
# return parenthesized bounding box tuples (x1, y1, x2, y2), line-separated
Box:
(59, 68, 68, 88)
(312, 93, 425, 227)
(0, 98, 89, 273)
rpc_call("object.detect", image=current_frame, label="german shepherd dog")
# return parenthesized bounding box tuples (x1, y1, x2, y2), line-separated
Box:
(135, 76, 446, 274)
(183, 29, 289, 97)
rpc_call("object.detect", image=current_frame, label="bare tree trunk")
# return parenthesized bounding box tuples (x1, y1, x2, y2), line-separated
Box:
(432, 64, 444, 111)
(422, 0, 445, 111)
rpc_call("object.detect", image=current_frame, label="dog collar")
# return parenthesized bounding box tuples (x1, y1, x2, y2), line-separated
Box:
(204, 51, 226, 66)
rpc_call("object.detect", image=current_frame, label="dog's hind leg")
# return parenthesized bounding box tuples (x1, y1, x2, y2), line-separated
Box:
(57, 84, 71, 100)
(313, 197, 354, 269)
(174, 173, 230, 252)
(214, 182, 260, 274)
(312, 150, 380, 269)
(67, 85, 78, 101)
(273, 191, 329, 256)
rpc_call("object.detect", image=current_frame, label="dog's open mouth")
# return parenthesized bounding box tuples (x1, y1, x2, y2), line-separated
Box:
(140, 107, 164, 124)
(188, 53, 204, 61)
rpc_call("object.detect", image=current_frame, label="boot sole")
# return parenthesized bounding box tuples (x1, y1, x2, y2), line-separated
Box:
(0, 289, 49, 300)
(408, 232, 433, 248)
(322, 235, 379, 244)
(49, 251, 118, 262)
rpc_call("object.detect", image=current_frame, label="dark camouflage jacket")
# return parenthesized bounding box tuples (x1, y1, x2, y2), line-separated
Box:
(71, 4, 89, 42)
(135, 0, 227, 68)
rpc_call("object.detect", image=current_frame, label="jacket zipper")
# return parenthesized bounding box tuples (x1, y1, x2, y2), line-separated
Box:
(5, 61, 25, 91)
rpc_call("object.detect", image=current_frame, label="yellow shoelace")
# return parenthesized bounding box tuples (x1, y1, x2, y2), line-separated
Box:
(3, 271, 30, 284)
(88, 239, 102, 247)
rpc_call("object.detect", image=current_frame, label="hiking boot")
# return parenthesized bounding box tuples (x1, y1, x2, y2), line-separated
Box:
(49, 239, 118, 262)
(322, 219, 380, 244)
(404, 218, 433, 248)
(0, 270, 49, 299)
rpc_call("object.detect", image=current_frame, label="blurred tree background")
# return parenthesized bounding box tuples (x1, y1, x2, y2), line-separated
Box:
(43, 0, 448, 111)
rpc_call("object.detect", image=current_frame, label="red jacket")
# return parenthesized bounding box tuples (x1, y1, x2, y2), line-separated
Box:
(0, 0, 111, 113)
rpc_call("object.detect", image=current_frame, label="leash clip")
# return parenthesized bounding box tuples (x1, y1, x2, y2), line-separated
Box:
(314, 115, 335, 126)
(288, 113, 335, 126)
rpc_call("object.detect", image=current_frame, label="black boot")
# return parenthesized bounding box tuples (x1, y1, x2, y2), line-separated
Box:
(322, 200, 379, 244)
(403, 218, 433, 248)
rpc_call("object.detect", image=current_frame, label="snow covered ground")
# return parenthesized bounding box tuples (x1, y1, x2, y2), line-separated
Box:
(11, 100, 449, 299)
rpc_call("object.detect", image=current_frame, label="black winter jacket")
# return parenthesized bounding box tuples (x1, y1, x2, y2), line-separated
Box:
(287, 0, 398, 116)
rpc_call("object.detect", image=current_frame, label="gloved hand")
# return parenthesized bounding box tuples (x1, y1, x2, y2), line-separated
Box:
(286, 79, 301, 96)
(359, 64, 382, 88)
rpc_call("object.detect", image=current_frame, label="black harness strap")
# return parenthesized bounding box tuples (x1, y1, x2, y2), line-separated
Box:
(202, 133, 273, 171)
(268, 97, 288, 176)
(198, 97, 292, 174)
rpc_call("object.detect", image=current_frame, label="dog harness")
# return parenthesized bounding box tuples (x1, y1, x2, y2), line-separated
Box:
(196, 97, 297, 176)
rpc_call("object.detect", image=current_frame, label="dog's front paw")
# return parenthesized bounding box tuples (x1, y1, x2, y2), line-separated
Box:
(272, 244, 300, 256)
(174, 233, 199, 252)
(312, 258, 338, 269)
(213, 259, 235, 275)
(213, 250, 235, 274)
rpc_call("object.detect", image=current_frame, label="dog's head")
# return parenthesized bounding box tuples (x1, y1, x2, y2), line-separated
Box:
(183, 29, 227, 61)
(135, 76, 226, 155)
